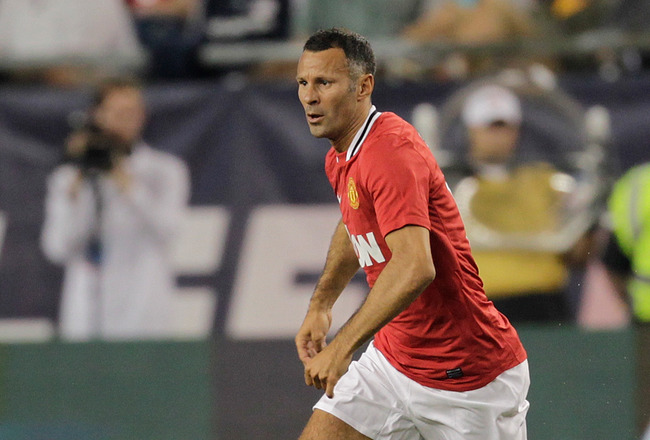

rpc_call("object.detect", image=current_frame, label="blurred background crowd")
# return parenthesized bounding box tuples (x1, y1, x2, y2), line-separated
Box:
(1, 1, 650, 439)
(7, 0, 650, 327)
(0, 0, 650, 85)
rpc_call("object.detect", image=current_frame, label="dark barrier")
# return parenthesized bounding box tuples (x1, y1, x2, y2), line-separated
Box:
(520, 326, 635, 440)
(0, 341, 212, 440)
(216, 326, 635, 440)
(0, 327, 635, 440)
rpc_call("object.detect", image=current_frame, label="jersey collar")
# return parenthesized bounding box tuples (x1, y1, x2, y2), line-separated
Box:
(345, 105, 381, 162)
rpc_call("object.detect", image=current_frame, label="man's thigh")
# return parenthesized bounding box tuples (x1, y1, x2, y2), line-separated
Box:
(299, 409, 372, 440)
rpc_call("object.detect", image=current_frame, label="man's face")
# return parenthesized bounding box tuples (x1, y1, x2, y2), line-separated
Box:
(296, 48, 361, 147)
(94, 87, 146, 146)
(468, 121, 520, 164)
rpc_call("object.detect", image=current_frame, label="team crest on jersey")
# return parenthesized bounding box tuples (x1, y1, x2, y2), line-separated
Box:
(347, 177, 360, 209)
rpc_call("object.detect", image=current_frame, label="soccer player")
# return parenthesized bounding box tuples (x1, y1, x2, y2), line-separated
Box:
(294, 28, 530, 440)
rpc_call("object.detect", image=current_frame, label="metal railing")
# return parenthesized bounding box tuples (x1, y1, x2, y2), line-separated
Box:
(197, 28, 650, 69)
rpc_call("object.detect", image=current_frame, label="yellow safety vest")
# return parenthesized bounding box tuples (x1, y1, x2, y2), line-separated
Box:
(609, 163, 650, 321)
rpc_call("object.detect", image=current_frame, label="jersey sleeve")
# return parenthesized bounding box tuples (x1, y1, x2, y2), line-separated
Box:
(362, 136, 432, 238)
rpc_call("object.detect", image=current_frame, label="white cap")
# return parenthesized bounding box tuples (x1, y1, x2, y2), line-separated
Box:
(461, 85, 522, 127)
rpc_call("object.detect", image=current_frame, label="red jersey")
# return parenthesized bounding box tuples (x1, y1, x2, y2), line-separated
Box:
(325, 108, 527, 392)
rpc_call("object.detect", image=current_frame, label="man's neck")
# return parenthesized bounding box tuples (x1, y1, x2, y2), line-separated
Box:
(331, 103, 373, 154)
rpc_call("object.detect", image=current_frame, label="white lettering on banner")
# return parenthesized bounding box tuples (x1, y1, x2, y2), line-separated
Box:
(0, 211, 6, 263)
(226, 205, 366, 339)
(349, 232, 386, 267)
(170, 206, 229, 338)
(172, 206, 230, 275)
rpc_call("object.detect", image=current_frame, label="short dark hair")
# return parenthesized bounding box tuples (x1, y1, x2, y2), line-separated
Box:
(303, 28, 376, 79)
(91, 77, 142, 109)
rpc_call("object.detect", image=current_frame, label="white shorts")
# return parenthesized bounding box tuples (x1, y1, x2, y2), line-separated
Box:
(314, 342, 530, 440)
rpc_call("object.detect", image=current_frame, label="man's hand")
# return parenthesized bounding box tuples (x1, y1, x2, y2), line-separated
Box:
(302, 341, 353, 398)
(295, 308, 332, 366)
(295, 219, 362, 398)
(296, 308, 354, 398)
(298, 225, 435, 398)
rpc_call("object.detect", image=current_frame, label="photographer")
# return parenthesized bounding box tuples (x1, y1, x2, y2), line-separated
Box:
(41, 78, 190, 341)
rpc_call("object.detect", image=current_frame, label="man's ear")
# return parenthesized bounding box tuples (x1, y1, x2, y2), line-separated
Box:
(358, 74, 374, 100)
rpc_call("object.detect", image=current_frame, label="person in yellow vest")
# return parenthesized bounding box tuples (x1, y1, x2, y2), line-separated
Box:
(601, 162, 650, 439)
(451, 84, 592, 322)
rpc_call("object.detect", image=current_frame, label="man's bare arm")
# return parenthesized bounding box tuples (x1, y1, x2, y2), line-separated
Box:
(304, 225, 436, 397)
(295, 219, 360, 365)
(309, 219, 361, 310)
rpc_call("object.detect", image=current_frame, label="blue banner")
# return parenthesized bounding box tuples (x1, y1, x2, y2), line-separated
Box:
(0, 75, 649, 339)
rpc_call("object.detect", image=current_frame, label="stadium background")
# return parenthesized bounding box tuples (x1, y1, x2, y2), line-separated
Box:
(1, 71, 649, 439)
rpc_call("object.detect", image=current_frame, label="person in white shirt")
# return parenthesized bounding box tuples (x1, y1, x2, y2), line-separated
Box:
(0, 0, 146, 85)
(41, 78, 191, 340)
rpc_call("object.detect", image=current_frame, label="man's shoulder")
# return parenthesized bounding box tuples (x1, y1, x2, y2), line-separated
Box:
(48, 163, 79, 184)
(512, 162, 560, 182)
(136, 143, 186, 166)
(374, 111, 411, 132)
(370, 112, 420, 144)
(134, 143, 190, 177)
(363, 112, 425, 156)
(618, 162, 650, 187)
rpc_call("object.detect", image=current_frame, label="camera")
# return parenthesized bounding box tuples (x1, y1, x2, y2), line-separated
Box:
(67, 123, 127, 173)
